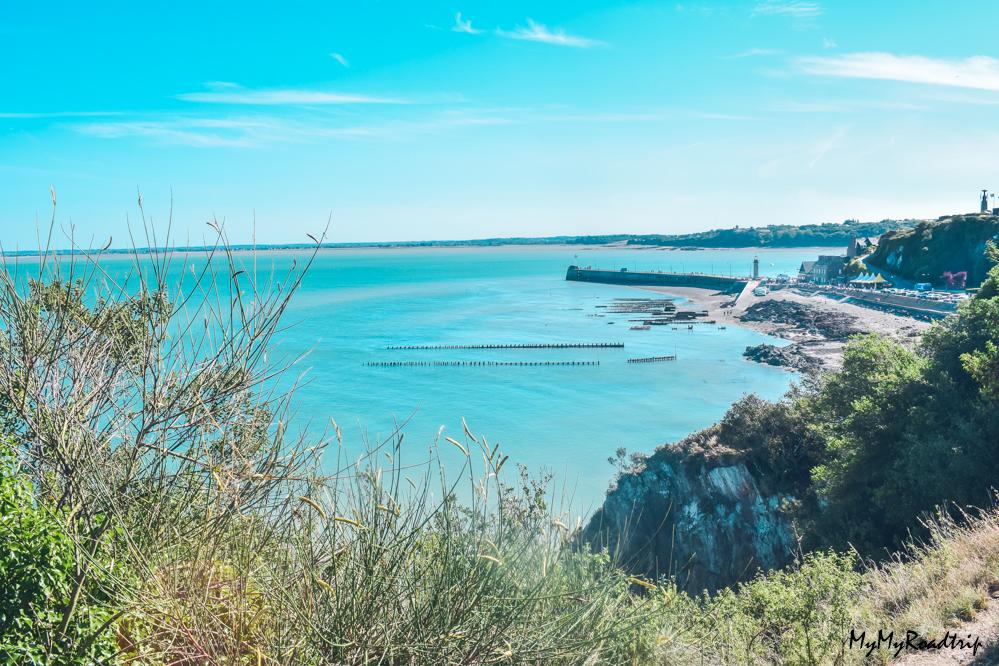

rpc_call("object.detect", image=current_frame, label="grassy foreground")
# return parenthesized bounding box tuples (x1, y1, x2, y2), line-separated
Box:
(2, 225, 999, 664)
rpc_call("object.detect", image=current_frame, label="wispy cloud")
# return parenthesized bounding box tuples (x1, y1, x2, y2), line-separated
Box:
(721, 48, 780, 59)
(74, 117, 272, 148)
(797, 52, 999, 92)
(330, 52, 350, 67)
(691, 111, 754, 121)
(0, 111, 125, 119)
(204, 81, 241, 91)
(71, 108, 517, 148)
(822, 37, 837, 49)
(497, 19, 604, 48)
(752, 1, 823, 18)
(452, 12, 481, 34)
(770, 98, 927, 113)
(808, 125, 849, 168)
(177, 86, 406, 105)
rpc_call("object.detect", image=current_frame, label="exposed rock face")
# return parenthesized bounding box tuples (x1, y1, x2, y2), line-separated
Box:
(866, 214, 999, 287)
(743, 343, 822, 372)
(584, 426, 797, 594)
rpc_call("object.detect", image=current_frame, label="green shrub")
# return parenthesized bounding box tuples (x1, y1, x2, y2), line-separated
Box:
(703, 551, 863, 666)
(0, 442, 116, 664)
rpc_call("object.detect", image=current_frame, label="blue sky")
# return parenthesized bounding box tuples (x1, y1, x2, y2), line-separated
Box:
(3, 1, 999, 248)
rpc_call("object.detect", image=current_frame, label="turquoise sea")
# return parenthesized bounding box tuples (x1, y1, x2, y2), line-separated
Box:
(18, 244, 834, 514)
(254, 245, 834, 514)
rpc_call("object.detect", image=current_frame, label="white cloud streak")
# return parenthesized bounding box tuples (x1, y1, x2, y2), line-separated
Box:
(721, 48, 780, 59)
(74, 118, 272, 148)
(497, 19, 604, 48)
(808, 125, 849, 168)
(452, 12, 481, 34)
(330, 52, 350, 67)
(797, 52, 999, 92)
(752, 1, 823, 18)
(177, 87, 406, 105)
(0, 111, 124, 119)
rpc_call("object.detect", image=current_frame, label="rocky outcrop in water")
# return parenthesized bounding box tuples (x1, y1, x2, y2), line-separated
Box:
(583, 398, 805, 593)
(743, 343, 822, 372)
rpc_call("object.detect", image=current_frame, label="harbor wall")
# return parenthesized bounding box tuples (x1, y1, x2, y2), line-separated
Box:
(566, 266, 748, 293)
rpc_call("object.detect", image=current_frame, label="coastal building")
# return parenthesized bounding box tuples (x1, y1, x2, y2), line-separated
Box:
(846, 236, 859, 259)
(982, 189, 989, 214)
(798, 260, 816, 282)
(810, 255, 846, 284)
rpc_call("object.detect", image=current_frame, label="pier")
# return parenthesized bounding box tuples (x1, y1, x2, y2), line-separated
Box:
(627, 355, 677, 363)
(566, 265, 749, 293)
(386, 342, 623, 350)
(367, 360, 600, 367)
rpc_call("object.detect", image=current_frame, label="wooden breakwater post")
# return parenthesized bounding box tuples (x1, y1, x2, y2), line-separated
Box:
(626, 355, 677, 363)
(366, 360, 601, 367)
(385, 343, 624, 350)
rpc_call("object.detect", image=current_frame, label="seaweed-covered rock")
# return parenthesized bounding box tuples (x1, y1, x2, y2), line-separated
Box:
(740, 300, 862, 340)
(743, 343, 822, 372)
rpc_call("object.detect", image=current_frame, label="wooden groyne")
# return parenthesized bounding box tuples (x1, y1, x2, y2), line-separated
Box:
(566, 265, 749, 293)
(386, 343, 623, 350)
(627, 355, 677, 363)
(367, 360, 600, 367)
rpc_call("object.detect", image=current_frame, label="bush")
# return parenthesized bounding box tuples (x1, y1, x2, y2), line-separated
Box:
(0, 442, 116, 663)
(700, 552, 862, 665)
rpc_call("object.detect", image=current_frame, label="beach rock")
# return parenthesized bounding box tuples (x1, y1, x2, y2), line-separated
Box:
(743, 343, 822, 372)
(582, 424, 797, 594)
(740, 300, 863, 340)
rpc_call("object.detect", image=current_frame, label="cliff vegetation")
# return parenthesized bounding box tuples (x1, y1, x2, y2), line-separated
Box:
(867, 213, 999, 287)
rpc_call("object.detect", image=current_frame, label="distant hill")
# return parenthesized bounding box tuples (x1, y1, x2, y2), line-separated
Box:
(2, 220, 914, 256)
(621, 219, 913, 249)
(866, 214, 999, 288)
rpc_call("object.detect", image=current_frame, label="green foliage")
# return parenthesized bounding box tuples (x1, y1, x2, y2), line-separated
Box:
(716, 392, 822, 493)
(865, 215, 999, 287)
(0, 443, 116, 664)
(842, 257, 868, 279)
(704, 551, 863, 665)
(27, 277, 171, 364)
(625, 219, 911, 249)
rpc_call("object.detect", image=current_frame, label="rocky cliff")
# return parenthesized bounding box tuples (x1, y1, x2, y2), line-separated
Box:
(866, 214, 999, 287)
(583, 396, 809, 594)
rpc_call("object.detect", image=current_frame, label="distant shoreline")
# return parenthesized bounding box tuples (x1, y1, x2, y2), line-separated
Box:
(2, 241, 849, 259)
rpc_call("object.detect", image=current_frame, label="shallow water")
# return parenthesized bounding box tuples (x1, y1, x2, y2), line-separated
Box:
(260, 245, 830, 513)
(17, 244, 831, 514)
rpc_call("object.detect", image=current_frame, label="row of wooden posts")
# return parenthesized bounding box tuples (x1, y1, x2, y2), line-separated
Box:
(386, 343, 624, 350)
(367, 360, 601, 367)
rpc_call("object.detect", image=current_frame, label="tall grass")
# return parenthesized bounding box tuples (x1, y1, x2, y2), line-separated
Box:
(0, 210, 656, 663)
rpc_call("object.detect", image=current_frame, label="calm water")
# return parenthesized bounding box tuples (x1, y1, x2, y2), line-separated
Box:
(20, 245, 831, 513)
(258, 245, 829, 513)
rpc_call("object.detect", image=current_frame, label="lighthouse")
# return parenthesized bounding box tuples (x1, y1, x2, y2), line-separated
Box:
(752, 256, 760, 279)
(982, 189, 989, 214)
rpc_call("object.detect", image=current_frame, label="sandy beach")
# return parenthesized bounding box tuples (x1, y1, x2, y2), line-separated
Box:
(641, 284, 932, 371)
